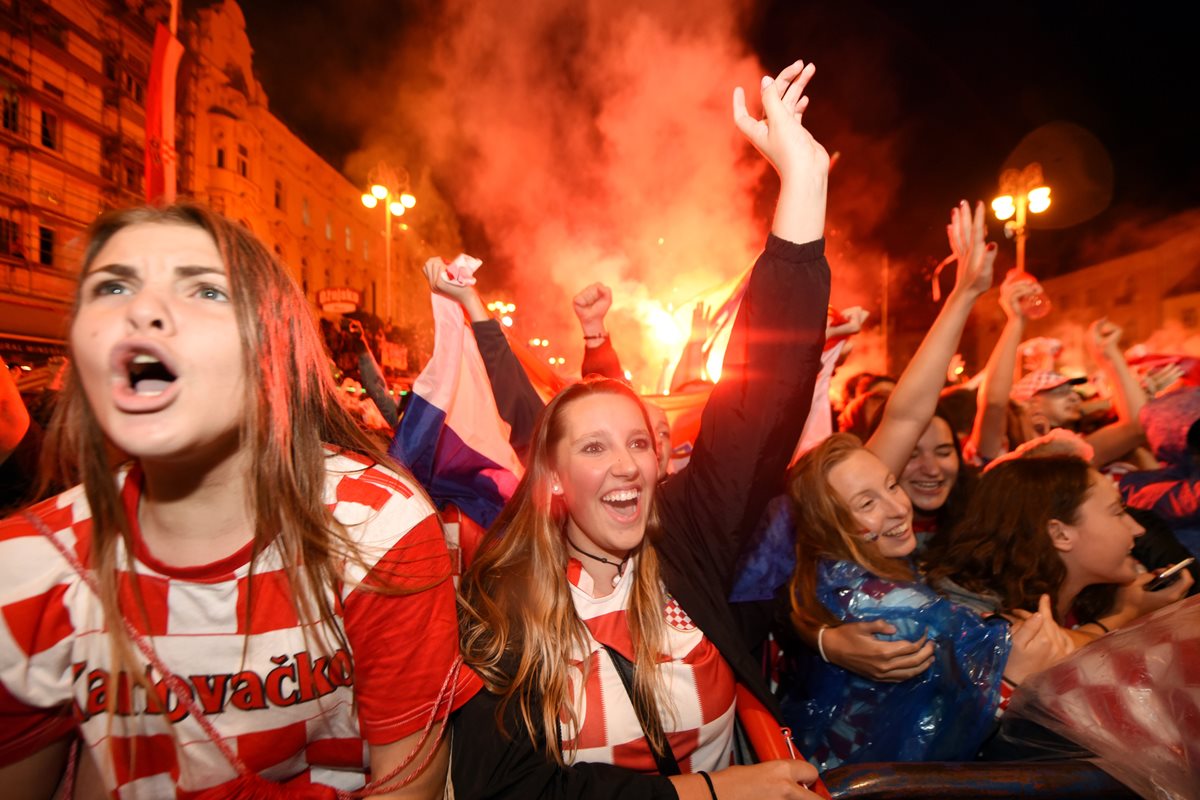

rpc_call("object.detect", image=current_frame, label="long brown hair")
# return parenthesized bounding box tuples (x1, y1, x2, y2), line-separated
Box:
(923, 455, 1092, 621)
(786, 433, 916, 630)
(43, 204, 404, 701)
(458, 377, 670, 764)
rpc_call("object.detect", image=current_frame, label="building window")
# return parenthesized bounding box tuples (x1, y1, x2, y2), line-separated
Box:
(2, 95, 19, 133)
(40, 110, 58, 149)
(273, 179, 284, 210)
(125, 164, 140, 192)
(41, 81, 64, 100)
(0, 218, 21, 257)
(345, 226, 352, 251)
(302, 197, 311, 227)
(37, 226, 54, 266)
(122, 72, 145, 105)
(325, 214, 332, 240)
(237, 145, 248, 178)
(216, 147, 225, 169)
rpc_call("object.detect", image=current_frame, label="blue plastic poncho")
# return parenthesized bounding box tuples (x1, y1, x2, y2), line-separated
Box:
(779, 559, 1011, 770)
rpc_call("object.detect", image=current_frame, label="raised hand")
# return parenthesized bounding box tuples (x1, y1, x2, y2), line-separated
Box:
(422, 257, 489, 322)
(733, 61, 823, 177)
(572, 282, 612, 337)
(733, 59, 829, 244)
(946, 200, 997, 300)
(1142, 362, 1186, 397)
(1000, 272, 1042, 321)
(1087, 317, 1124, 361)
(828, 306, 869, 339)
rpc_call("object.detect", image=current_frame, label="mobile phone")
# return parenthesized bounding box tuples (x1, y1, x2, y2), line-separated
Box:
(1145, 557, 1195, 591)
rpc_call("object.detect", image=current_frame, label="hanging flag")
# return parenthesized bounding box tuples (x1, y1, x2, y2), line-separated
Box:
(144, 23, 184, 203)
(390, 294, 524, 529)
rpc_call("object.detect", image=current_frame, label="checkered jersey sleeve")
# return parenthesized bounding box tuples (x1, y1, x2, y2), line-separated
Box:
(0, 489, 92, 764)
(328, 459, 481, 744)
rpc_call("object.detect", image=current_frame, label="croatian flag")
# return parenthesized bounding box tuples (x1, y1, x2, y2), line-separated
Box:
(390, 294, 524, 529)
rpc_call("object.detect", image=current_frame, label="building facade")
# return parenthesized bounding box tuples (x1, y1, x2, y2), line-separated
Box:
(1, 0, 431, 371)
(964, 213, 1200, 373)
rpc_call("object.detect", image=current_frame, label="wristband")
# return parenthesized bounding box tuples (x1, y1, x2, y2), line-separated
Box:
(817, 625, 831, 663)
(697, 770, 718, 800)
(582, 332, 609, 343)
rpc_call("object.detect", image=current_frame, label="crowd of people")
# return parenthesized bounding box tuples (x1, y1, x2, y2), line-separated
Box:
(0, 57, 1196, 799)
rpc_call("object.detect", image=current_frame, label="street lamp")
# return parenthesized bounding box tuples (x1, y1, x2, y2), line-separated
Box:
(992, 163, 1052, 319)
(360, 162, 416, 324)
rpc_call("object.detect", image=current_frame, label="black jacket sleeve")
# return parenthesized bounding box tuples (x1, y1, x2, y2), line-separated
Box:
(581, 338, 624, 381)
(451, 687, 678, 800)
(471, 319, 546, 463)
(657, 235, 829, 597)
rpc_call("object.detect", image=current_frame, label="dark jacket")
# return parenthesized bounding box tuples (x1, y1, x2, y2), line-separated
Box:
(451, 235, 830, 799)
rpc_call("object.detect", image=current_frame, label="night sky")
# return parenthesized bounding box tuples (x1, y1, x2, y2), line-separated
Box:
(240, 0, 1199, 302)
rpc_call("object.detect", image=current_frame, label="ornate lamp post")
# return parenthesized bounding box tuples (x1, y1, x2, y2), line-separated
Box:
(360, 162, 416, 324)
(992, 163, 1052, 319)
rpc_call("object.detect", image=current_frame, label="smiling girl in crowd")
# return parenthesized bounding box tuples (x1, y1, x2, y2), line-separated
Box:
(925, 453, 1193, 637)
(771, 201, 1077, 769)
(453, 59, 829, 799)
(0, 205, 477, 798)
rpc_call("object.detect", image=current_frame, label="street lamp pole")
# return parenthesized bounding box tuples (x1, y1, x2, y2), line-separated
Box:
(992, 162, 1052, 318)
(361, 162, 416, 325)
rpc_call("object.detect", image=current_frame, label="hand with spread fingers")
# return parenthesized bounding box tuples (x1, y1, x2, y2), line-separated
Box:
(733, 59, 829, 244)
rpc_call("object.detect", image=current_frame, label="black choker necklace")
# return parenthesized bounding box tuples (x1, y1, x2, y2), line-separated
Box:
(567, 539, 630, 587)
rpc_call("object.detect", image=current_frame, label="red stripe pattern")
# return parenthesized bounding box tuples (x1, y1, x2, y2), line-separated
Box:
(0, 453, 479, 796)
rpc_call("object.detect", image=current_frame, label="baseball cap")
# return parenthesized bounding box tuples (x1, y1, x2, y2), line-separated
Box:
(1012, 370, 1086, 403)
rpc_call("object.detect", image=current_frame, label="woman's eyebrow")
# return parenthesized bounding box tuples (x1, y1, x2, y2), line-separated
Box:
(175, 265, 226, 278)
(84, 262, 136, 278)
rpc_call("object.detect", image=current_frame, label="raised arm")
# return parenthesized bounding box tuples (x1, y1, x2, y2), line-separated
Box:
(966, 276, 1039, 461)
(348, 321, 400, 429)
(866, 201, 995, 476)
(659, 60, 830, 585)
(573, 283, 625, 380)
(422, 258, 545, 461)
(1084, 318, 1147, 466)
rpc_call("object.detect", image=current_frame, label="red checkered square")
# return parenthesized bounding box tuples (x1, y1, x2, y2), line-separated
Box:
(0, 454, 470, 796)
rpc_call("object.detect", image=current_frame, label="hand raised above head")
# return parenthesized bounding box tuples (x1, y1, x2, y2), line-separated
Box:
(422, 256, 477, 305)
(572, 282, 612, 329)
(732, 60, 828, 183)
(946, 200, 997, 300)
(1000, 271, 1042, 320)
(1087, 317, 1124, 359)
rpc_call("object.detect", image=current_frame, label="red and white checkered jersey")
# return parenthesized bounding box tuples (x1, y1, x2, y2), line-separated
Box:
(1009, 595, 1200, 799)
(561, 557, 736, 774)
(0, 452, 480, 798)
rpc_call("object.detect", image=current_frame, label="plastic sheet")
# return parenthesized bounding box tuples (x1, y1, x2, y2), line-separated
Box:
(779, 559, 1010, 771)
(1007, 594, 1200, 800)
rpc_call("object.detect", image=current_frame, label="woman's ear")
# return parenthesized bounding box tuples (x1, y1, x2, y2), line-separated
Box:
(1047, 518, 1076, 552)
(550, 474, 564, 496)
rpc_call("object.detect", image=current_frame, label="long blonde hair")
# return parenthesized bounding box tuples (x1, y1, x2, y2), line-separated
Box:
(458, 378, 670, 764)
(44, 204, 409, 704)
(786, 433, 916, 630)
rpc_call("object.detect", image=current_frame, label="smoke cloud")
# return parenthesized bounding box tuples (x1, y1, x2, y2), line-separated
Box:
(346, 0, 920, 390)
